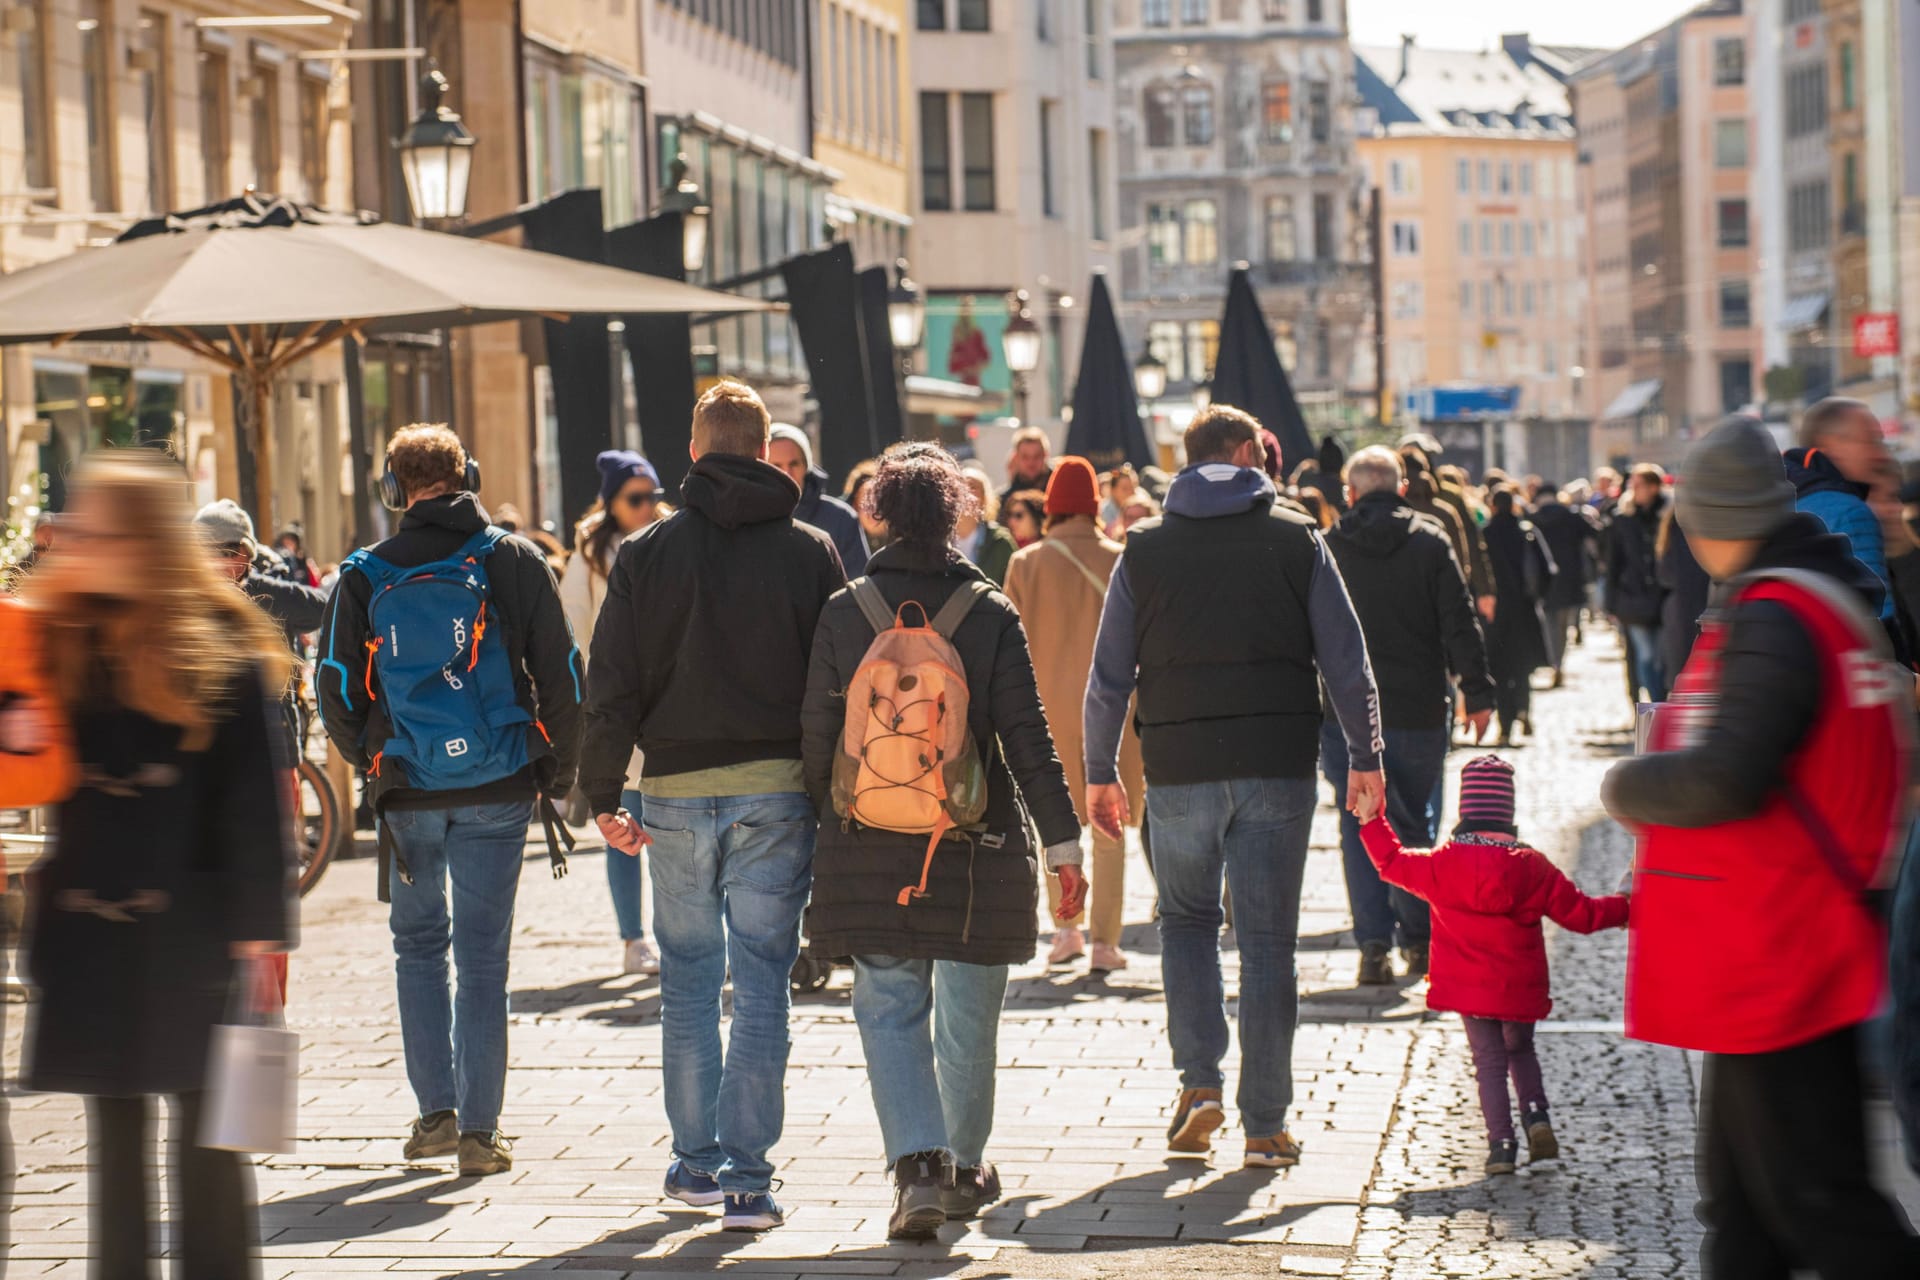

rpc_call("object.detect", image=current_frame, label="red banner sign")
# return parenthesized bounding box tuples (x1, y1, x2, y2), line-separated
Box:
(1854, 313, 1900, 359)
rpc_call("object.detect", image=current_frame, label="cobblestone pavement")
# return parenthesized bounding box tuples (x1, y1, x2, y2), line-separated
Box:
(2, 629, 1913, 1278)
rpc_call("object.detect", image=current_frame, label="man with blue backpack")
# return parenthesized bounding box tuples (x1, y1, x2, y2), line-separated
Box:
(318, 423, 583, 1178)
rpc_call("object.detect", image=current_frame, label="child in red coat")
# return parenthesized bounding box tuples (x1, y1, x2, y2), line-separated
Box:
(1362, 756, 1629, 1174)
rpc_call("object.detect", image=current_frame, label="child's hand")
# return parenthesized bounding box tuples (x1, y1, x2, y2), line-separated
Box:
(0, 698, 50, 754)
(1348, 769, 1385, 824)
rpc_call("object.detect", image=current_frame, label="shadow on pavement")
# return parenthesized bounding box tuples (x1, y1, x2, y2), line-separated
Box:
(511, 973, 662, 1022)
(260, 1170, 463, 1241)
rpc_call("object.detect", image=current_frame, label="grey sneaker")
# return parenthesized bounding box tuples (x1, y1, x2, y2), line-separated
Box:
(403, 1110, 458, 1161)
(888, 1150, 949, 1241)
(940, 1162, 1002, 1220)
(458, 1130, 513, 1177)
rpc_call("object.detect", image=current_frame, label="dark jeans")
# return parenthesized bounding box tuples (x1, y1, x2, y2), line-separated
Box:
(1494, 674, 1532, 734)
(1546, 605, 1579, 672)
(1146, 777, 1316, 1139)
(1893, 819, 1920, 1174)
(1698, 1026, 1920, 1279)
(87, 1091, 258, 1279)
(1462, 1017, 1545, 1143)
(1320, 724, 1443, 950)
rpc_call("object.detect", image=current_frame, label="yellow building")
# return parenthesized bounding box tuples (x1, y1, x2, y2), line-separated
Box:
(1355, 38, 1587, 432)
(813, 0, 911, 270)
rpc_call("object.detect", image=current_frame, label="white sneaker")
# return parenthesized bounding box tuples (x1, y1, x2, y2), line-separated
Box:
(1047, 926, 1086, 967)
(623, 938, 660, 975)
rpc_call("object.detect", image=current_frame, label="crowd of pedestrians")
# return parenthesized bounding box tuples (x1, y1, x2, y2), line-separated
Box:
(9, 385, 1920, 1279)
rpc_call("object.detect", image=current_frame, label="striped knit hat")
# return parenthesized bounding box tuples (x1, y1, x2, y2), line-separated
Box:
(1455, 755, 1518, 837)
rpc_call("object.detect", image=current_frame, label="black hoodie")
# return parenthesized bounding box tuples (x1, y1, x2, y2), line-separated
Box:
(317, 492, 583, 811)
(1605, 514, 1892, 829)
(578, 452, 846, 811)
(1324, 490, 1495, 730)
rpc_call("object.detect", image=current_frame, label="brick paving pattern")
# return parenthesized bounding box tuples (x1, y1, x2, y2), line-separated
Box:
(4, 629, 1914, 1277)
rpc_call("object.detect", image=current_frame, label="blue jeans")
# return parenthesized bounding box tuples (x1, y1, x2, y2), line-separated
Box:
(1321, 725, 1444, 950)
(851, 956, 1009, 1168)
(385, 798, 534, 1135)
(1147, 776, 1316, 1140)
(608, 788, 649, 940)
(1627, 622, 1667, 702)
(641, 791, 815, 1193)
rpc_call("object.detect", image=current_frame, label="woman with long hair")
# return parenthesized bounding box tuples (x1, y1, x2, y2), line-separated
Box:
(561, 450, 667, 976)
(1002, 489, 1047, 548)
(18, 453, 294, 1278)
(801, 442, 1084, 1240)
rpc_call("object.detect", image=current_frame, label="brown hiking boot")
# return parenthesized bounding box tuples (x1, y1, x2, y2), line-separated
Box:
(402, 1110, 457, 1161)
(1166, 1088, 1226, 1154)
(457, 1130, 513, 1177)
(1244, 1132, 1303, 1169)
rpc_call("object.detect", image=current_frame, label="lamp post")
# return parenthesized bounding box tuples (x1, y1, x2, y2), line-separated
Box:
(1192, 379, 1212, 411)
(656, 154, 711, 276)
(1000, 290, 1041, 424)
(394, 69, 475, 225)
(887, 258, 924, 436)
(1134, 342, 1167, 458)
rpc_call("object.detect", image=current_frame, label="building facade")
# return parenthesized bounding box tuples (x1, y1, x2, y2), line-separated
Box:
(1111, 0, 1366, 433)
(907, 0, 1113, 430)
(1, 0, 355, 551)
(812, 0, 912, 271)
(1354, 37, 1585, 434)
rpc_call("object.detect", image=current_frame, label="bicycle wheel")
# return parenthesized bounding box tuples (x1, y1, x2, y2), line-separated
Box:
(294, 759, 342, 897)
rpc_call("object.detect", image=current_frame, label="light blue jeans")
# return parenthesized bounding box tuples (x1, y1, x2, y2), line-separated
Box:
(851, 956, 1009, 1168)
(385, 799, 534, 1135)
(1627, 622, 1668, 703)
(1147, 776, 1316, 1140)
(608, 788, 649, 941)
(641, 791, 816, 1193)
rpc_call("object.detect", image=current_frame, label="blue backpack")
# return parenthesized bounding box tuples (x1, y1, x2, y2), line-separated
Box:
(338, 527, 535, 792)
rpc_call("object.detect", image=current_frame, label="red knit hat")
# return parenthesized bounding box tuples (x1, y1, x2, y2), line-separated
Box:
(1045, 456, 1101, 518)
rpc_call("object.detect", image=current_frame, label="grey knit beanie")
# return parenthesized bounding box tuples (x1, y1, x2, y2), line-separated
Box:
(1675, 415, 1795, 541)
(193, 498, 256, 554)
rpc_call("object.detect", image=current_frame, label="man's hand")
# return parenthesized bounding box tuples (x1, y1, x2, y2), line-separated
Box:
(1465, 708, 1494, 744)
(596, 809, 651, 856)
(1347, 769, 1386, 825)
(1053, 865, 1089, 922)
(1086, 783, 1130, 841)
(0, 698, 49, 754)
(1476, 595, 1497, 622)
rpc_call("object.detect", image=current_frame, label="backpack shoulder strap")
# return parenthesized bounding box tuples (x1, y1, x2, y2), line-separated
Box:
(849, 578, 895, 636)
(930, 579, 992, 641)
(457, 526, 510, 562)
(1044, 538, 1109, 596)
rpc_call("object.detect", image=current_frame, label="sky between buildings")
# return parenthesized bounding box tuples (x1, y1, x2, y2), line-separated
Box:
(1348, 0, 1705, 53)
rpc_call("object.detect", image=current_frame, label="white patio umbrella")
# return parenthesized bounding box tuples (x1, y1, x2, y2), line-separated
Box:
(0, 195, 770, 520)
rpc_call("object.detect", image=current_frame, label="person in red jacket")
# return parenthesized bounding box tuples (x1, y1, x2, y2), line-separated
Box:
(1363, 756, 1628, 1174)
(1602, 415, 1920, 1279)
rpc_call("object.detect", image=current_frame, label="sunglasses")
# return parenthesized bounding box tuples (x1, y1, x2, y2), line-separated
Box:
(620, 491, 661, 509)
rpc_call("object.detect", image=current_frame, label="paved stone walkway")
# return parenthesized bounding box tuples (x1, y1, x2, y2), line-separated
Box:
(4, 630, 1914, 1278)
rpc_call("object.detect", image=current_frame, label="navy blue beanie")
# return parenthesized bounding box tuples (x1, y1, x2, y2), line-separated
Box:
(596, 450, 659, 505)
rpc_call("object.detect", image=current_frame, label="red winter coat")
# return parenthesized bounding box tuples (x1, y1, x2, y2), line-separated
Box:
(1362, 819, 1629, 1021)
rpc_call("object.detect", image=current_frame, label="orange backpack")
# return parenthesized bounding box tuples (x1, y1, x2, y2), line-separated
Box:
(0, 597, 77, 808)
(833, 580, 990, 905)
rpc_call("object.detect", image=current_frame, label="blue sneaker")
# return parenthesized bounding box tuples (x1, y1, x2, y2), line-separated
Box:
(721, 1191, 785, 1232)
(663, 1159, 723, 1208)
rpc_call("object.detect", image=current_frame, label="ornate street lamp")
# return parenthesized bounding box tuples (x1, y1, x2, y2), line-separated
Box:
(1000, 290, 1041, 424)
(1192, 379, 1212, 411)
(887, 258, 925, 355)
(1133, 343, 1168, 404)
(394, 69, 475, 224)
(657, 154, 711, 276)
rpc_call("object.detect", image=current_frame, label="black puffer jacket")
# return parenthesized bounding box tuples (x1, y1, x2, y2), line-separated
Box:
(801, 541, 1079, 966)
(1530, 498, 1599, 610)
(1605, 492, 1668, 625)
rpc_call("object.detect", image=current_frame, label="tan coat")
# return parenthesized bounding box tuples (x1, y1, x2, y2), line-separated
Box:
(1003, 517, 1146, 822)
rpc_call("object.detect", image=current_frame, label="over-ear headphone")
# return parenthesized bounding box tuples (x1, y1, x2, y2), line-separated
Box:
(379, 455, 481, 511)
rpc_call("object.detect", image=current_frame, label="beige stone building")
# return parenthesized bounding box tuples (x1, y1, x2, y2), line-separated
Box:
(1, 0, 354, 548)
(1354, 37, 1585, 432)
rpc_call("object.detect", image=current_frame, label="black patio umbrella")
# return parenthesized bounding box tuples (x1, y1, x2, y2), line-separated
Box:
(1065, 272, 1155, 471)
(1209, 265, 1313, 475)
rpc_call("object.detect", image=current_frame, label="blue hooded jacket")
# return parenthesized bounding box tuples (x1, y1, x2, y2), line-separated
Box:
(1782, 446, 1892, 620)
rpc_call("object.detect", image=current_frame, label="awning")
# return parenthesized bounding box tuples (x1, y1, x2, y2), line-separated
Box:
(904, 373, 1005, 417)
(1780, 291, 1831, 331)
(1601, 379, 1662, 421)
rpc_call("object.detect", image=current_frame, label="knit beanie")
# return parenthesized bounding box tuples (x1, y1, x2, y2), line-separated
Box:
(769, 423, 815, 472)
(595, 450, 659, 506)
(1455, 755, 1518, 837)
(193, 498, 256, 555)
(1674, 414, 1795, 543)
(1045, 456, 1100, 518)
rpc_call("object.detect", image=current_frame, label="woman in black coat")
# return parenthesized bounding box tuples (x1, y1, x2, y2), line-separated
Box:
(801, 443, 1083, 1240)
(1482, 488, 1558, 745)
(20, 454, 295, 1279)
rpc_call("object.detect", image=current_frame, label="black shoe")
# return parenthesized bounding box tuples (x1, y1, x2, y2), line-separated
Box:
(1400, 944, 1429, 979)
(1485, 1138, 1519, 1175)
(1357, 940, 1394, 986)
(1523, 1109, 1559, 1162)
(941, 1162, 1002, 1220)
(888, 1150, 949, 1240)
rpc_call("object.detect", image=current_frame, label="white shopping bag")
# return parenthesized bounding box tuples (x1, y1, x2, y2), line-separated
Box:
(199, 959, 299, 1154)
